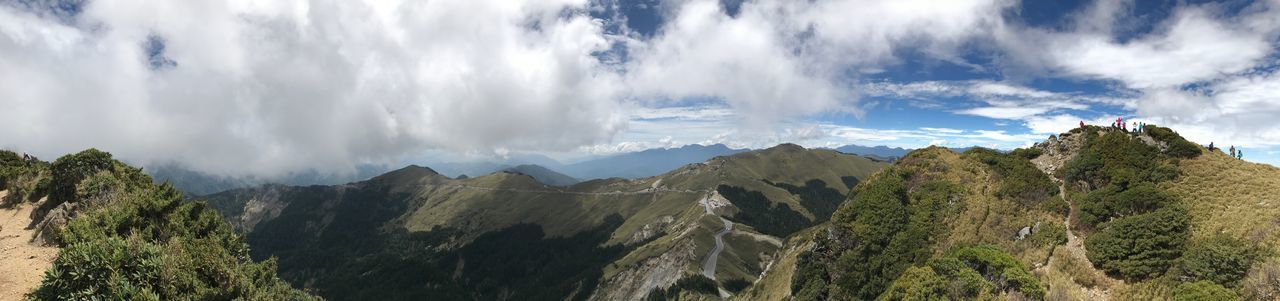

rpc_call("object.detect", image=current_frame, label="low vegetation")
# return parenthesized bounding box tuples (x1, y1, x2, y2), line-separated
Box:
(965, 147, 1058, 205)
(718, 184, 810, 237)
(9, 149, 313, 300)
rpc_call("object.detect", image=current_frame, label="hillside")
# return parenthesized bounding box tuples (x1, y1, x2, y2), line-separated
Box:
(202, 144, 888, 300)
(735, 125, 1280, 301)
(0, 149, 313, 300)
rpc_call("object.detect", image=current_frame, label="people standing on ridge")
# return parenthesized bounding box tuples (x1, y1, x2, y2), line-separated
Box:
(1230, 146, 1236, 157)
(1239, 150, 1244, 160)
(1080, 121, 1085, 129)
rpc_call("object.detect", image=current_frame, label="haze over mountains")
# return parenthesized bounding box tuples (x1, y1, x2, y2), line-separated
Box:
(151, 143, 938, 195)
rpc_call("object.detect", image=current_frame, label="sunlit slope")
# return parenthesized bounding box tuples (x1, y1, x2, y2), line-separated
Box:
(1165, 149, 1280, 244)
(200, 144, 890, 300)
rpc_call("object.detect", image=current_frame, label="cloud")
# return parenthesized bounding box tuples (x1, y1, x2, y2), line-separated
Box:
(1042, 6, 1273, 89)
(624, 0, 1014, 125)
(0, 0, 629, 177)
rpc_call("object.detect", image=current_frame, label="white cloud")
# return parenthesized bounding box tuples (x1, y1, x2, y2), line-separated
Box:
(0, 0, 628, 177)
(1044, 7, 1272, 89)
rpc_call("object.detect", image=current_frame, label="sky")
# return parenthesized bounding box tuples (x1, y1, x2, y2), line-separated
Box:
(1, 0, 1279, 178)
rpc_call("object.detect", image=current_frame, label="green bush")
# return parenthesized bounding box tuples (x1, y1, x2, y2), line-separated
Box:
(877, 246, 1041, 300)
(718, 184, 811, 237)
(1173, 280, 1240, 301)
(1085, 206, 1191, 280)
(1010, 147, 1044, 160)
(1178, 235, 1256, 288)
(877, 266, 949, 301)
(789, 169, 961, 300)
(965, 148, 1058, 205)
(27, 149, 314, 300)
(926, 257, 993, 298)
(722, 278, 751, 293)
(951, 245, 1045, 298)
(48, 148, 116, 205)
(1062, 131, 1165, 189)
(645, 275, 720, 300)
(1145, 125, 1202, 159)
(1077, 183, 1176, 229)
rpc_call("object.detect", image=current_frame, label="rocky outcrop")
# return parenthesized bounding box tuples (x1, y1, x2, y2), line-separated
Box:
(590, 238, 698, 301)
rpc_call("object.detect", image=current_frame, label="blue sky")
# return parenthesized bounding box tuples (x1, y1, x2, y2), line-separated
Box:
(1, 0, 1279, 177)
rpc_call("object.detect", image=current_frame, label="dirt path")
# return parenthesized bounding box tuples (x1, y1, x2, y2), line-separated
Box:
(0, 191, 58, 301)
(1048, 183, 1122, 301)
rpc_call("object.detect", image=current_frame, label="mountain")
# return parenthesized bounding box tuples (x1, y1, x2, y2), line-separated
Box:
(833, 144, 911, 160)
(426, 153, 566, 179)
(146, 163, 393, 196)
(738, 125, 1280, 300)
(6, 125, 1279, 301)
(201, 144, 888, 300)
(502, 164, 579, 186)
(560, 143, 749, 180)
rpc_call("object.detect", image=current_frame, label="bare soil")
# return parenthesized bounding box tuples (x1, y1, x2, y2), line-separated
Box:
(0, 191, 57, 301)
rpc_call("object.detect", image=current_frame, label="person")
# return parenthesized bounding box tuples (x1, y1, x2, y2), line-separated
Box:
(1080, 121, 1085, 129)
(1239, 150, 1244, 160)
(1230, 146, 1236, 157)
(1209, 142, 1215, 152)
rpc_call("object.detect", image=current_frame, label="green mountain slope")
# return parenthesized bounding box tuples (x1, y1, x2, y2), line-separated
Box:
(202, 144, 889, 300)
(0, 149, 313, 300)
(744, 125, 1280, 301)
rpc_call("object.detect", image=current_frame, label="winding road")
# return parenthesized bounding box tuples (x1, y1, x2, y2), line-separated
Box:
(699, 194, 734, 280)
(702, 217, 733, 279)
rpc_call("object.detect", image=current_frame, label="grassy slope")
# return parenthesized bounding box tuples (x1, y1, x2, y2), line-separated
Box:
(759, 147, 1065, 300)
(202, 145, 890, 299)
(1166, 149, 1280, 245)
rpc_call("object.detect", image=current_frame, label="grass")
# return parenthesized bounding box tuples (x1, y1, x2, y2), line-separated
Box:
(1163, 149, 1280, 245)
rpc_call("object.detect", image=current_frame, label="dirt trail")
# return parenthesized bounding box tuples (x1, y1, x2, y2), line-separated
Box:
(0, 191, 58, 301)
(1045, 182, 1123, 301)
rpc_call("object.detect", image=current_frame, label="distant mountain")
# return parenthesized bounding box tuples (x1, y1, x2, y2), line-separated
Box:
(561, 143, 748, 180)
(146, 163, 392, 196)
(502, 164, 579, 186)
(426, 153, 564, 179)
(834, 144, 982, 161)
(833, 144, 912, 160)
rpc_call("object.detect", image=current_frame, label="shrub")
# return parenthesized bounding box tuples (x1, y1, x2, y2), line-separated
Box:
(722, 278, 751, 293)
(1177, 235, 1256, 288)
(965, 148, 1058, 205)
(1010, 147, 1044, 160)
(826, 169, 951, 300)
(48, 148, 116, 205)
(1062, 132, 1163, 189)
(951, 245, 1045, 298)
(1145, 125, 1202, 159)
(877, 266, 949, 301)
(718, 184, 810, 237)
(28, 149, 314, 300)
(1085, 206, 1191, 280)
(1173, 280, 1240, 301)
(1077, 183, 1176, 229)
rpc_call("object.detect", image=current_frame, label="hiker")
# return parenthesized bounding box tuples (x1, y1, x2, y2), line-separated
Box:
(1230, 146, 1236, 157)
(1080, 121, 1085, 129)
(1209, 142, 1215, 152)
(1239, 150, 1244, 160)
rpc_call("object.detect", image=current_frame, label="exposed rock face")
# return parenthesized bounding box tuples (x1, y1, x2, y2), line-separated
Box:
(590, 238, 698, 301)
(627, 215, 675, 245)
(237, 187, 288, 232)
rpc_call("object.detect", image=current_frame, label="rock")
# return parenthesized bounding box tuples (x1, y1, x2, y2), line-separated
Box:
(1016, 226, 1032, 240)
